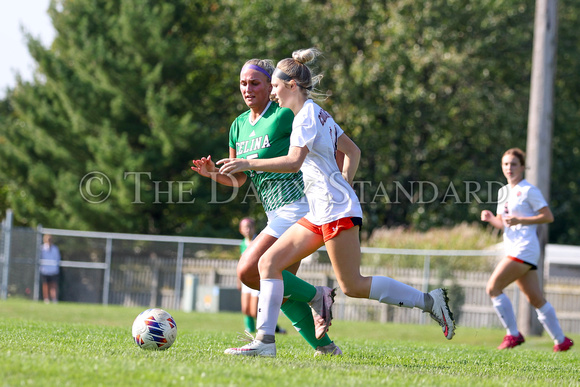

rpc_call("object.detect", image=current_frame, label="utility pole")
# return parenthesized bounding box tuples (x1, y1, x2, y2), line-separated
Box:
(520, 0, 558, 336)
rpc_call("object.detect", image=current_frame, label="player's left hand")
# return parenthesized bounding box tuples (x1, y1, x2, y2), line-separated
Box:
(503, 216, 520, 226)
(217, 158, 251, 174)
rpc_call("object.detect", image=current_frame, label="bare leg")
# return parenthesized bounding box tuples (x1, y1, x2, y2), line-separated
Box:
(42, 280, 50, 303)
(238, 232, 301, 290)
(324, 227, 372, 298)
(487, 258, 531, 341)
(516, 270, 566, 344)
(241, 291, 253, 316)
(49, 281, 58, 302)
(259, 224, 324, 279)
(487, 258, 531, 298)
(238, 226, 336, 352)
(515, 270, 546, 308)
(326, 228, 426, 310)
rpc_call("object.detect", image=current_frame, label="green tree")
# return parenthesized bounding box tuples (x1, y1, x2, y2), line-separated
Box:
(312, 0, 535, 234)
(4, 1, 219, 233)
(1, 0, 579, 245)
(550, 2, 580, 244)
(0, 0, 321, 236)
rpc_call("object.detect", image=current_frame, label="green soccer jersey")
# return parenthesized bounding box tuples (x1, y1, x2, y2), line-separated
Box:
(240, 238, 250, 254)
(240, 237, 254, 254)
(229, 102, 305, 212)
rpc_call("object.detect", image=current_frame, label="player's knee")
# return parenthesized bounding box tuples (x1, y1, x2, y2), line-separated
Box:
(486, 282, 501, 297)
(238, 250, 258, 270)
(238, 260, 259, 288)
(343, 288, 366, 298)
(257, 256, 278, 278)
(526, 294, 545, 309)
(239, 270, 259, 290)
(340, 282, 366, 298)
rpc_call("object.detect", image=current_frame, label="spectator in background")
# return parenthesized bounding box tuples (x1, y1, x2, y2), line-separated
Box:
(40, 234, 61, 304)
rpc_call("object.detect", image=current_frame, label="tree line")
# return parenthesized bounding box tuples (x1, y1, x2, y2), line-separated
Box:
(1, 0, 579, 244)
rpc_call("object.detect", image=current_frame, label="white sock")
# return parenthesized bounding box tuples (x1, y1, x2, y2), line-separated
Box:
(256, 279, 284, 337)
(368, 276, 425, 310)
(491, 294, 519, 336)
(536, 302, 565, 344)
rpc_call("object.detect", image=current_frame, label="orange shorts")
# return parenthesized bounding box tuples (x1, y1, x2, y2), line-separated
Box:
(507, 255, 537, 270)
(297, 217, 362, 242)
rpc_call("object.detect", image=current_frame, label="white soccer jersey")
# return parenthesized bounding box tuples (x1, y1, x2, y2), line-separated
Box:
(495, 179, 549, 265)
(290, 100, 363, 225)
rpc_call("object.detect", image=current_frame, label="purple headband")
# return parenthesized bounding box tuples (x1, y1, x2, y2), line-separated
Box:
(242, 64, 271, 80)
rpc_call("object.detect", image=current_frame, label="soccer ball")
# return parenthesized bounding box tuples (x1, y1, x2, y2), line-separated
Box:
(132, 308, 177, 350)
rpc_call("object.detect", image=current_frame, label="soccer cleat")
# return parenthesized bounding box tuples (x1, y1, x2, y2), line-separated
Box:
(314, 342, 343, 356)
(497, 333, 525, 349)
(427, 288, 456, 340)
(224, 339, 276, 357)
(310, 286, 336, 340)
(554, 336, 574, 352)
(275, 325, 287, 334)
(224, 331, 276, 357)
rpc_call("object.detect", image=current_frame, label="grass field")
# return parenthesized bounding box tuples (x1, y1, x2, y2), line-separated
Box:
(1, 298, 578, 386)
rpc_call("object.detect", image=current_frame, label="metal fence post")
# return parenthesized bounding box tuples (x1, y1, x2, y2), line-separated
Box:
(33, 225, 43, 301)
(103, 238, 112, 305)
(1, 209, 13, 300)
(174, 241, 184, 310)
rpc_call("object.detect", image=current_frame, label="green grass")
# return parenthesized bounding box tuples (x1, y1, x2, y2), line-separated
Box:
(1, 298, 578, 387)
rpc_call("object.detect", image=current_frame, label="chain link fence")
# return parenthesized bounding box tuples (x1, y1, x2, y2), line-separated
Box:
(1, 215, 579, 333)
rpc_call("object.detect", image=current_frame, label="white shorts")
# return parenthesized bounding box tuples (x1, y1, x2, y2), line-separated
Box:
(241, 283, 260, 297)
(261, 199, 310, 238)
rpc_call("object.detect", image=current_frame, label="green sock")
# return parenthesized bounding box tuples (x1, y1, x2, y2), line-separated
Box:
(282, 270, 317, 302)
(280, 299, 332, 349)
(244, 315, 256, 333)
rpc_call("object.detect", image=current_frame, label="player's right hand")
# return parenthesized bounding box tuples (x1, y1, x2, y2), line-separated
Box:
(480, 210, 494, 222)
(191, 155, 216, 177)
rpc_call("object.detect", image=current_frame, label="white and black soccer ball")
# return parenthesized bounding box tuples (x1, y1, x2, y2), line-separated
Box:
(132, 308, 177, 350)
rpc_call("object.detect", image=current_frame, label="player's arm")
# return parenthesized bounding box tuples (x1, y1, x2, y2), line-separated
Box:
(191, 148, 247, 187)
(480, 210, 504, 229)
(505, 206, 554, 227)
(335, 150, 345, 172)
(336, 133, 360, 186)
(216, 146, 309, 174)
